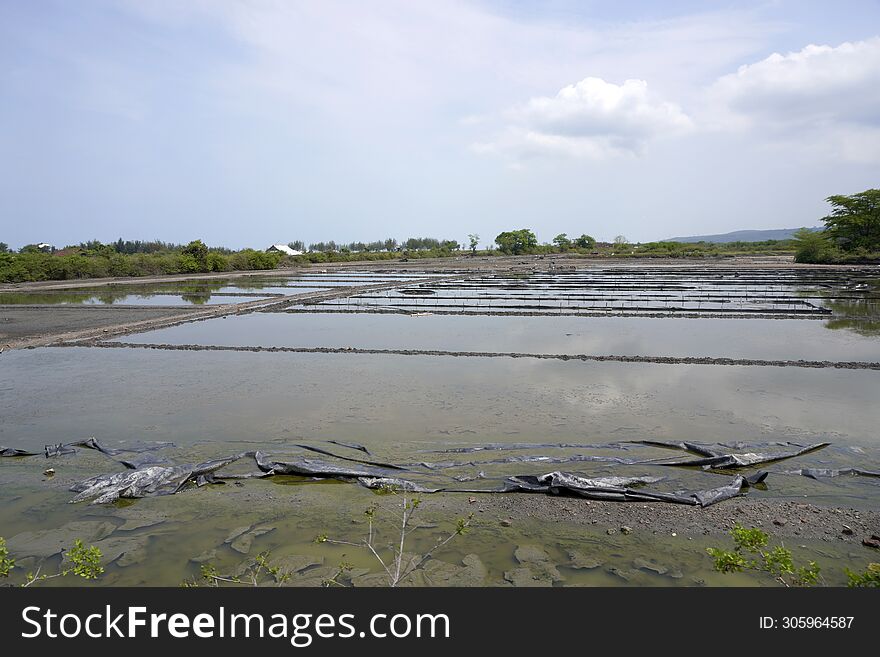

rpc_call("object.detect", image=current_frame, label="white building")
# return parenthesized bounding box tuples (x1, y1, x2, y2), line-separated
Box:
(266, 244, 303, 256)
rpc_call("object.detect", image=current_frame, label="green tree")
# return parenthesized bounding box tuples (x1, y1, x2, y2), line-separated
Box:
(0, 242, 8, 254)
(792, 228, 833, 263)
(614, 235, 629, 247)
(822, 189, 880, 252)
(182, 240, 209, 270)
(574, 234, 596, 249)
(552, 233, 572, 250)
(20, 244, 48, 254)
(468, 234, 480, 254)
(495, 229, 538, 255)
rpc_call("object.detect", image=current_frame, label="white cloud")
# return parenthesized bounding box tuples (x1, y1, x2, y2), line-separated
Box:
(706, 38, 880, 162)
(710, 38, 880, 126)
(118, 2, 772, 140)
(475, 77, 692, 159)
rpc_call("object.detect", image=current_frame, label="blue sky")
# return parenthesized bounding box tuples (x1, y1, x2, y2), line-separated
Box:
(1, 0, 879, 249)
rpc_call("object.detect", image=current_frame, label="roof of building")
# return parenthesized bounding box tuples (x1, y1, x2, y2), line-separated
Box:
(266, 244, 303, 256)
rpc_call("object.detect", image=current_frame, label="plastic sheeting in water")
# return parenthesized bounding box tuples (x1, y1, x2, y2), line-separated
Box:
(633, 441, 829, 470)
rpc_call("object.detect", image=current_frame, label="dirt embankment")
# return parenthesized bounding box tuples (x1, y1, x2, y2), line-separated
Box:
(0, 307, 201, 349)
(76, 341, 880, 371)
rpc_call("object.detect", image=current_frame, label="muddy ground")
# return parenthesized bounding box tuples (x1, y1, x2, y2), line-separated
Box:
(439, 493, 880, 545)
(0, 306, 201, 347)
(186, 475, 880, 546)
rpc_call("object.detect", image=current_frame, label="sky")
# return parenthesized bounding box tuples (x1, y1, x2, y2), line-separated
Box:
(1, 0, 879, 249)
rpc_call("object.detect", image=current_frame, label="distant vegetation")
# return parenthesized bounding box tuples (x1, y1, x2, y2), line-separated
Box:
(0, 240, 283, 283)
(793, 189, 880, 264)
(0, 235, 464, 283)
(3, 190, 875, 282)
(0, 233, 798, 283)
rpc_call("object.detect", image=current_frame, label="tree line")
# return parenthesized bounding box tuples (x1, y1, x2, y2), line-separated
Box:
(793, 189, 880, 263)
(4, 189, 874, 282)
(299, 237, 459, 253)
(0, 239, 282, 283)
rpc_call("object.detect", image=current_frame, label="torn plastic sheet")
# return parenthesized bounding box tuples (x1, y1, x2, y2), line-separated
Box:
(253, 451, 411, 479)
(44, 438, 175, 463)
(411, 454, 630, 471)
(425, 442, 633, 454)
(65, 450, 770, 509)
(785, 468, 880, 480)
(357, 477, 441, 493)
(633, 441, 829, 470)
(47, 439, 829, 507)
(327, 440, 371, 455)
(0, 447, 41, 457)
(481, 471, 769, 507)
(293, 444, 405, 470)
(69, 453, 251, 504)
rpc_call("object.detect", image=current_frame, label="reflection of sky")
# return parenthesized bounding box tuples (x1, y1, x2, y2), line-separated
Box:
(117, 313, 880, 362)
(1, 348, 878, 474)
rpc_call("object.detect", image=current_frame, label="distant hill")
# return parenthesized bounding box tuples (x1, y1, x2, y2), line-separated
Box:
(663, 227, 821, 243)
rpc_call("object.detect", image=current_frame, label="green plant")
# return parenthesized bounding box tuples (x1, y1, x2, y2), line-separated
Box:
(823, 189, 880, 252)
(792, 228, 835, 263)
(845, 563, 880, 588)
(0, 537, 15, 577)
(183, 551, 291, 587)
(707, 525, 821, 587)
(495, 229, 538, 255)
(21, 538, 104, 587)
(316, 488, 473, 587)
(467, 234, 480, 254)
(66, 539, 104, 580)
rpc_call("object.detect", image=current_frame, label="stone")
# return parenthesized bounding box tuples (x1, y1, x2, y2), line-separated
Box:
(567, 550, 602, 570)
(114, 510, 168, 532)
(607, 566, 637, 582)
(6, 521, 117, 559)
(510, 545, 562, 583)
(224, 526, 251, 544)
(190, 549, 217, 564)
(272, 554, 324, 574)
(407, 554, 487, 586)
(504, 567, 552, 587)
(514, 545, 551, 564)
(91, 533, 150, 567)
(633, 557, 668, 575)
(229, 526, 275, 554)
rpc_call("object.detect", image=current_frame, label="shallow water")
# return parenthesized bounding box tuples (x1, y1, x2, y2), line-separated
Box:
(115, 312, 880, 362)
(0, 290, 275, 306)
(2, 265, 879, 587)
